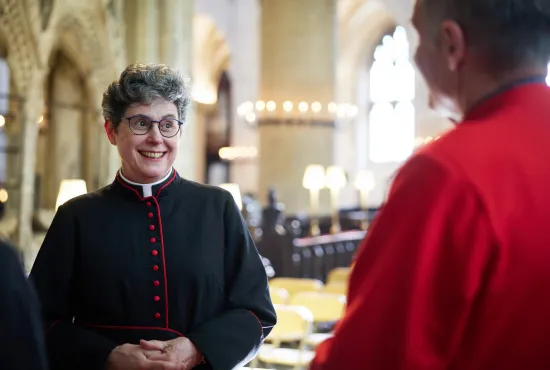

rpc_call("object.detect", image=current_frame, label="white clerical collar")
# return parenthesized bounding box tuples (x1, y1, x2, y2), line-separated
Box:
(118, 168, 173, 197)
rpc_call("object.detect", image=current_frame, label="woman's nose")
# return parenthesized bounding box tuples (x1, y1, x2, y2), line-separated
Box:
(146, 123, 164, 142)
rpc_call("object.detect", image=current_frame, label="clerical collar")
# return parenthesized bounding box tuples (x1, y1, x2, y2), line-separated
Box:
(118, 169, 173, 197)
(465, 75, 548, 121)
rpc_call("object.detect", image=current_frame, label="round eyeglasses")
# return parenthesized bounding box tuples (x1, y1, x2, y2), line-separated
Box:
(126, 115, 183, 138)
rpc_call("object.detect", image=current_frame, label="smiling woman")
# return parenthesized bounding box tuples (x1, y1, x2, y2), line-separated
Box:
(29, 63, 276, 370)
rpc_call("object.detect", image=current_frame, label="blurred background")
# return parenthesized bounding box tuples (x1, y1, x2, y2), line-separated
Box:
(0, 0, 548, 275)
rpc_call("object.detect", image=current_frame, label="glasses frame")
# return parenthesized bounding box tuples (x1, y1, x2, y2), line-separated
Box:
(125, 115, 184, 138)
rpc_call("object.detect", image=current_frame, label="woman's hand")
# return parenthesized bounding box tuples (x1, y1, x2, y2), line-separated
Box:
(140, 337, 204, 369)
(106, 343, 179, 370)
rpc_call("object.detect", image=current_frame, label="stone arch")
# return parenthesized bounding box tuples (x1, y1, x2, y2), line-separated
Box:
(204, 71, 233, 185)
(193, 14, 231, 105)
(36, 49, 90, 209)
(333, 0, 398, 208)
(337, 0, 396, 103)
(0, 3, 39, 225)
(0, 0, 40, 94)
(35, 12, 114, 210)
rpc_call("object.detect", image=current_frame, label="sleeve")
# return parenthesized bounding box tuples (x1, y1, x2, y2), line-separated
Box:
(186, 191, 277, 370)
(29, 204, 118, 370)
(310, 155, 497, 370)
(0, 242, 49, 370)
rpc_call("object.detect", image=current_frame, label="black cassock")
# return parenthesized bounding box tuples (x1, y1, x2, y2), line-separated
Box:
(0, 241, 48, 370)
(30, 170, 276, 370)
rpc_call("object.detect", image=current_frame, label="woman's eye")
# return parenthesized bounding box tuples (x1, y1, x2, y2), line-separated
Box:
(161, 122, 173, 129)
(137, 120, 147, 127)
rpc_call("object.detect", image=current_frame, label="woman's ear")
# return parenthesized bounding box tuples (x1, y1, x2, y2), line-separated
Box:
(104, 120, 117, 145)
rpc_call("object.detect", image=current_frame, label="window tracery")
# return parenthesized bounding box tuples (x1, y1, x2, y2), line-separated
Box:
(368, 26, 415, 163)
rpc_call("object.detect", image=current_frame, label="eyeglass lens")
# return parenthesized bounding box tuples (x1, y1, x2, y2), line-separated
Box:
(128, 116, 180, 137)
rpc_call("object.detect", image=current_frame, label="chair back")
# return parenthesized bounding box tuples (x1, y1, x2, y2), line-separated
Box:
(322, 282, 348, 295)
(269, 287, 289, 305)
(289, 292, 346, 323)
(269, 277, 323, 298)
(326, 267, 351, 285)
(266, 304, 314, 344)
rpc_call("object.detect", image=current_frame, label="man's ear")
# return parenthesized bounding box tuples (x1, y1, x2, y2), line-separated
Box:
(104, 120, 117, 145)
(440, 20, 466, 72)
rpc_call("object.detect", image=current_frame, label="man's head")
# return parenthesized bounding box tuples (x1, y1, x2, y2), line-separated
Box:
(412, 0, 550, 120)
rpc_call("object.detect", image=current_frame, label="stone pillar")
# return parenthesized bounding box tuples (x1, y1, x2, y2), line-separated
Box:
(17, 69, 44, 270)
(258, 0, 337, 214)
(124, 0, 159, 63)
(124, 0, 199, 181)
(157, 0, 199, 181)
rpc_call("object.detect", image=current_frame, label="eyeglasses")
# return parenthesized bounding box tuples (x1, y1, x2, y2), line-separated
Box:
(126, 115, 183, 138)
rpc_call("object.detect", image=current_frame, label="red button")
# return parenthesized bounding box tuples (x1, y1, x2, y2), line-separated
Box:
(153, 265, 159, 271)
(155, 313, 161, 319)
(150, 237, 156, 243)
(146, 202, 152, 207)
(154, 280, 160, 286)
(148, 212, 154, 218)
(149, 225, 155, 231)
(152, 250, 158, 256)
(154, 296, 160, 302)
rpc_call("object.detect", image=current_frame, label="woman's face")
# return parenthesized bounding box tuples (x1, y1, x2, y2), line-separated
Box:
(105, 98, 180, 183)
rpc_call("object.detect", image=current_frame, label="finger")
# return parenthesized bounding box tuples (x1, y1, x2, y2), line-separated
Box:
(143, 349, 164, 358)
(140, 339, 166, 351)
(146, 353, 173, 362)
(142, 358, 179, 370)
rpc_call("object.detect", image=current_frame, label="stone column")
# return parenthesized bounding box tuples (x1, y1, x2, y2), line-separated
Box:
(258, 0, 337, 214)
(157, 0, 199, 181)
(17, 69, 44, 270)
(125, 0, 158, 63)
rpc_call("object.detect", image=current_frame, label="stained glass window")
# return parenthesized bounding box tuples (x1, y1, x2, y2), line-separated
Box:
(369, 26, 415, 163)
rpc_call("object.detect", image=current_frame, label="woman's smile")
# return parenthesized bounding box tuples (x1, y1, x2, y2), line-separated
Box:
(138, 150, 166, 160)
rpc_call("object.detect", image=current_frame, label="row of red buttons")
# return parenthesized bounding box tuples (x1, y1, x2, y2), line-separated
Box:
(148, 201, 162, 320)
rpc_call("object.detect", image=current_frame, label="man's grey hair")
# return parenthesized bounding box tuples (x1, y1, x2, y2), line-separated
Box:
(102, 63, 191, 129)
(421, 0, 550, 72)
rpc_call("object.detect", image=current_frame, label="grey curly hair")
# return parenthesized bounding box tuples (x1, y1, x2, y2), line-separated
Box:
(102, 63, 191, 129)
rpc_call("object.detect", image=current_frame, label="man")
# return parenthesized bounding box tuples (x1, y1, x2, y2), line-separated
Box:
(0, 240, 48, 369)
(311, 1, 550, 369)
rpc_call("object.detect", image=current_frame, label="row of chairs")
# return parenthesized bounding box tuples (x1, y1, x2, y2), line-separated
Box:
(269, 267, 352, 303)
(251, 301, 341, 369)
(245, 268, 352, 369)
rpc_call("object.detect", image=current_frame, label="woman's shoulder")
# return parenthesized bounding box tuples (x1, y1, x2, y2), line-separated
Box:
(175, 178, 232, 203)
(57, 184, 117, 214)
(177, 178, 228, 195)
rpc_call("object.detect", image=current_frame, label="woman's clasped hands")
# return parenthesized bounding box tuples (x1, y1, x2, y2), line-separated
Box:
(106, 337, 204, 370)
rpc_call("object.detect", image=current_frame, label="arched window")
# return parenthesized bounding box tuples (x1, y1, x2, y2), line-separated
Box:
(368, 26, 415, 163)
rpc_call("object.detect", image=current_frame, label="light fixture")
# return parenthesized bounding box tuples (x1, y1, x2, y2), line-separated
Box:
(302, 165, 326, 236)
(237, 100, 359, 128)
(218, 146, 258, 161)
(218, 183, 243, 210)
(55, 179, 88, 210)
(0, 188, 8, 203)
(325, 166, 347, 234)
(354, 170, 375, 230)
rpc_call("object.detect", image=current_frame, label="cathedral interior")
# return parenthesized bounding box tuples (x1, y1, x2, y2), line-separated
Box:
(3, 0, 550, 367)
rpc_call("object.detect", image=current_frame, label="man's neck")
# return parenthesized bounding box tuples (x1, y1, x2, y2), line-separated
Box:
(461, 67, 548, 119)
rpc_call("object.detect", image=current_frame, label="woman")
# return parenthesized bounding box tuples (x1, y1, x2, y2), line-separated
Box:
(30, 63, 276, 370)
(0, 240, 48, 370)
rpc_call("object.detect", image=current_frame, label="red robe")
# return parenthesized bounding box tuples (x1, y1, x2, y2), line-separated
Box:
(311, 81, 550, 370)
